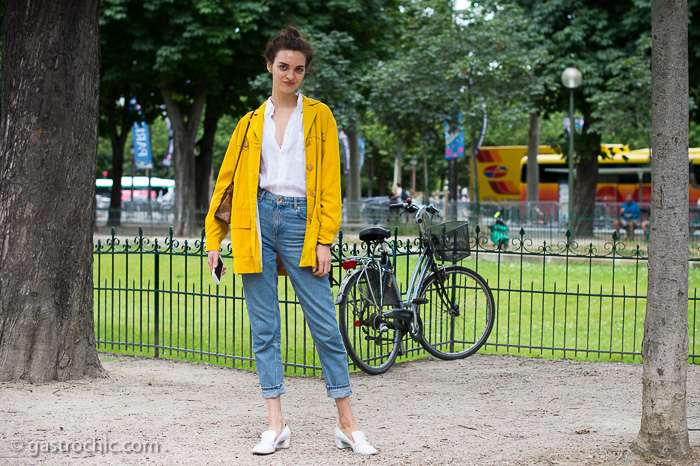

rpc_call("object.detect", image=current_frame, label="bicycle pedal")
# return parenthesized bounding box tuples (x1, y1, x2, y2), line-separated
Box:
(411, 297, 429, 305)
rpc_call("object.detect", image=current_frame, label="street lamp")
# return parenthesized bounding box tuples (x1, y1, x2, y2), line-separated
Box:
(561, 67, 582, 235)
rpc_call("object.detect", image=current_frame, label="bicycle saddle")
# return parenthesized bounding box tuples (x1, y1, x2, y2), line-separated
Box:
(359, 227, 391, 243)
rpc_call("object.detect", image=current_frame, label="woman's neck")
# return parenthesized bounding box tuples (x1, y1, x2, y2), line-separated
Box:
(270, 89, 298, 109)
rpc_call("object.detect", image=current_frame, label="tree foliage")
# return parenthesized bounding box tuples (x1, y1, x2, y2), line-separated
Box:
(369, 0, 547, 200)
(96, 0, 700, 211)
(514, 0, 653, 234)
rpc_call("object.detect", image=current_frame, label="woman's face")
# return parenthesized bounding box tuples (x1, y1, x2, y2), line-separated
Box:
(267, 49, 306, 95)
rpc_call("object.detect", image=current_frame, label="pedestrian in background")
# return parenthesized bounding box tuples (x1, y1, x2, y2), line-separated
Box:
(614, 193, 642, 239)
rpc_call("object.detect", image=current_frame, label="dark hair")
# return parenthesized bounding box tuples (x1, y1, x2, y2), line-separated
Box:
(264, 26, 314, 67)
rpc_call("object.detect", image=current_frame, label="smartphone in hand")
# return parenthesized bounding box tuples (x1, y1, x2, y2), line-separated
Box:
(212, 257, 224, 285)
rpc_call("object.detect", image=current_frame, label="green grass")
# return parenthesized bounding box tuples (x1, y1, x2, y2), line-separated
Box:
(93, 250, 324, 374)
(93, 245, 700, 375)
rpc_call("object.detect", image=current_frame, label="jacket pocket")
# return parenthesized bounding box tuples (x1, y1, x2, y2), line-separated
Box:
(230, 207, 250, 229)
(230, 207, 252, 258)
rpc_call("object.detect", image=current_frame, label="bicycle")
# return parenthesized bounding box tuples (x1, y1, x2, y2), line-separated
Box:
(335, 199, 495, 375)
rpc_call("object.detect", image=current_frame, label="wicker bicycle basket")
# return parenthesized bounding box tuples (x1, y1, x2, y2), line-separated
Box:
(427, 221, 470, 262)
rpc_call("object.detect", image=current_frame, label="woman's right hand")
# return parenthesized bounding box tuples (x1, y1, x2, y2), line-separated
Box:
(207, 250, 227, 277)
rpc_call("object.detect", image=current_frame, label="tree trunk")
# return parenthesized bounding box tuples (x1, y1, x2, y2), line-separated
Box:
(448, 159, 458, 202)
(196, 105, 218, 209)
(572, 151, 598, 236)
(573, 118, 601, 237)
(365, 148, 375, 198)
(107, 84, 132, 228)
(108, 143, 125, 227)
(379, 169, 387, 197)
(526, 113, 540, 202)
(393, 135, 403, 187)
(160, 71, 207, 236)
(422, 140, 430, 204)
(633, 0, 690, 458)
(0, 0, 106, 382)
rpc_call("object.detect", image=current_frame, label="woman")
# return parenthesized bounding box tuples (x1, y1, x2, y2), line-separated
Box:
(204, 26, 377, 456)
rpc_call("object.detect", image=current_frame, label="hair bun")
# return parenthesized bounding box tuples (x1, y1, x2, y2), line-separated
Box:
(264, 25, 314, 67)
(283, 26, 302, 38)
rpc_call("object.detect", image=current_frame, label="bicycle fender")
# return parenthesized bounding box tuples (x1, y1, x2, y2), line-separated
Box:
(334, 267, 368, 305)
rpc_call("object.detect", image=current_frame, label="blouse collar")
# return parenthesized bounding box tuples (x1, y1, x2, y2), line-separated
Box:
(265, 93, 303, 118)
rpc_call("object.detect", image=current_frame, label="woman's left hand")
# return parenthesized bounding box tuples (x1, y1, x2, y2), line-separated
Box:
(312, 243, 332, 277)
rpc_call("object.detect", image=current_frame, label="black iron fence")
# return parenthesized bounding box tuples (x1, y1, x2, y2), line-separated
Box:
(93, 225, 700, 375)
(96, 201, 700, 253)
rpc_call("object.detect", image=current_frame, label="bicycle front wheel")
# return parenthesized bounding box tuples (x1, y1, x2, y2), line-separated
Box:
(338, 270, 401, 375)
(417, 265, 495, 360)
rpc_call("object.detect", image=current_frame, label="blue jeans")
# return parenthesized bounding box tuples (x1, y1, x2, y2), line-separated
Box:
(241, 189, 352, 399)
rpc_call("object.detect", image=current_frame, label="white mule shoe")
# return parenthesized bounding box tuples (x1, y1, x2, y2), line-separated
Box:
(252, 425, 291, 455)
(334, 427, 378, 455)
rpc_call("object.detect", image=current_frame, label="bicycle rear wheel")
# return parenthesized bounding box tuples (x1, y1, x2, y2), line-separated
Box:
(338, 269, 401, 375)
(417, 265, 495, 360)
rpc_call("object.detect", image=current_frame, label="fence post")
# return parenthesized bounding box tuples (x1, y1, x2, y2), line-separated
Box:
(154, 248, 160, 358)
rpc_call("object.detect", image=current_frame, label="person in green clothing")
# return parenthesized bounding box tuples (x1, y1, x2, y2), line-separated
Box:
(491, 211, 509, 249)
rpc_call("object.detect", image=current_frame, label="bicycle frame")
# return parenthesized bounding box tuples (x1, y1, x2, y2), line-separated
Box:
(336, 201, 452, 337)
(403, 204, 442, 304)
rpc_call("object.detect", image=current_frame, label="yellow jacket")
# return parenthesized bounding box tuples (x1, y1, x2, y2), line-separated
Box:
(205, 95, 342, 274)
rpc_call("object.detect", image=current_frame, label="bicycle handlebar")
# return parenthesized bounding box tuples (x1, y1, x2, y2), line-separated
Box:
(392, 198, 440, 219)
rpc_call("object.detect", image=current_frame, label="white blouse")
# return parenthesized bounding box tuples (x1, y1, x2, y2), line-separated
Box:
(259, 93, 307, 197)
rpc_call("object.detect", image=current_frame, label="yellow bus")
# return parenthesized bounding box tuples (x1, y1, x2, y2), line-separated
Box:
(476, 145, 700, 204)
(515, 147, 700, 204)
(475, 146, 557, 202)
(474, 145, 627, 202)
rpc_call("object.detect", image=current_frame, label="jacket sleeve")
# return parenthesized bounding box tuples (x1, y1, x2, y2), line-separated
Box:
(317, 108, 342, 244)
(205, 113, 251, 252)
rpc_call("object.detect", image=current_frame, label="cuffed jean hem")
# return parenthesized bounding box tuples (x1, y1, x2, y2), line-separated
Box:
(327, 384, 352, 399)
(261, 385, 286, 399)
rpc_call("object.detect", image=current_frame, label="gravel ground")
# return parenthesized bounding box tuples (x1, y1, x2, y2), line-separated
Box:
(2, 352, 700, 466)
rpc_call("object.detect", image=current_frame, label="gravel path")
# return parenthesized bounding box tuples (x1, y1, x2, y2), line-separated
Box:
(2, 353, 700, 465)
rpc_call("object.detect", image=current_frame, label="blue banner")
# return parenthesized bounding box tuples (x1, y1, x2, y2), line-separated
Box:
(562, 116, 584, 134)
(161, 106, 173, 168)
(359, 137, 365, 171)
(132, 122, 153, 170)
(444, 116, 464, 160)
(339, 130, 350, 175)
